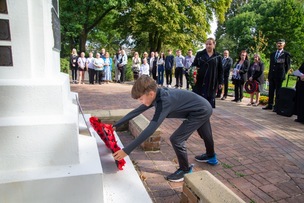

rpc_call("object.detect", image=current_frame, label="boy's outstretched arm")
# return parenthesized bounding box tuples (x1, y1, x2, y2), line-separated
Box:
(113, 150, 127, 161)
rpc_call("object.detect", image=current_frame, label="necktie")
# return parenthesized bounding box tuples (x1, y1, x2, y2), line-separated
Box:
(222, 58, 226, 66)
(275, 51, 280, 61)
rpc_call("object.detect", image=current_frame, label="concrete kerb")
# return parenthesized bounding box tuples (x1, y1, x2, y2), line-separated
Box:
(183, 171, 246, 203)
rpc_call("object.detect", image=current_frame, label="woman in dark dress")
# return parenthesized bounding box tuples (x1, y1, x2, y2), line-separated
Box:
(247, 53, 265, 106)
(295, 63, 304, 124)
(70, 48, 78, 84)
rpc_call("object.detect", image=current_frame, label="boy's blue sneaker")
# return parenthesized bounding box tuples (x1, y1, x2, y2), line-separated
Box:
(195, 154, 218, 165)
(166, 164, 194, 182)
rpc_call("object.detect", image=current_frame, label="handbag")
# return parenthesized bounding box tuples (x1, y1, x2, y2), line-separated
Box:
(244, 80, 259, 93)
(117, 56, 123, 70)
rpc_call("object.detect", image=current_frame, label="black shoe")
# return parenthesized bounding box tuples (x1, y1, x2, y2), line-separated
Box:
(263, 105, 273, 110)
(221, 96, 227, 100)
(231, 99, 238, 102)
(295, 119, 304, 124)
(166, 166, 193, 182)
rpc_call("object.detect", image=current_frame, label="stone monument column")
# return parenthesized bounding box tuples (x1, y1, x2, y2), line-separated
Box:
(0, 0, 103, 202)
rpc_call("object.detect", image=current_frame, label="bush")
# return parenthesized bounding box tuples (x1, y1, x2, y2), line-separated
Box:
(60, 58, 69, 74)
(259, 95, 268, 105)
(125, 59, 133, 81)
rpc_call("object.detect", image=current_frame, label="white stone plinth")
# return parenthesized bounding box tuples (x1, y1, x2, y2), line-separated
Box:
(0, 0, 104, 202)
(0, 135, 103, 203)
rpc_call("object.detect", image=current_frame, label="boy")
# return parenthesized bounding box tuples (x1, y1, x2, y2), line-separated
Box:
(113, 75, 218, 182)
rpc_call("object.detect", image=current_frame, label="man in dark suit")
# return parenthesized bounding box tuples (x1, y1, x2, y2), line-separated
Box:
(216, 50, 233, 100)
(263, 39, 291, 111)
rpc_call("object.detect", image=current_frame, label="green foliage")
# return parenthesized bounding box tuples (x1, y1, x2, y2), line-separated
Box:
(125, 58, 133, 81)
(116, 0, 232, 53)
(60, 58, 69, 74)
(235, 172, 245, 177)
(219, 0, 304, 67)
(59, 0, 131, 57)
(221, 163, 232, 169)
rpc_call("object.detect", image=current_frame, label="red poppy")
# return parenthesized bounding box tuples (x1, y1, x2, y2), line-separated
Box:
(89, 117, 126, 170)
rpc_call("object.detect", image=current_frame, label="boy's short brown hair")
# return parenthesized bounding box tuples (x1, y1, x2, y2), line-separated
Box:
(131, 75, 158, 99)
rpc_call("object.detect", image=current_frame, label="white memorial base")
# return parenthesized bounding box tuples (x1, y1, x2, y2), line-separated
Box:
(0, 75, 103, 202)
(0, 135, 103, 203)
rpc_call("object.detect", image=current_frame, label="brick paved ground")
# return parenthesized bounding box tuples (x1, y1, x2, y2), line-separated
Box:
(71, 81, 304, 203)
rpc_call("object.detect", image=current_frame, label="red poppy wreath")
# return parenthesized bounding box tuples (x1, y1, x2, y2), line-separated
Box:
(89, 117, 126, 170)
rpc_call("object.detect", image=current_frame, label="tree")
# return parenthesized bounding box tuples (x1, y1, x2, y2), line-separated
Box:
(59, 0, 130, 56)
(220, 0, 304, 67)
(256, 0, 304, 67)
(116, 0, 232, 53)
(215, 0, 252, 59)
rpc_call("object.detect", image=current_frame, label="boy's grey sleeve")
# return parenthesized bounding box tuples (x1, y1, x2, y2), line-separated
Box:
(123, 99, 171, 155)
(113, 104, 151, 128)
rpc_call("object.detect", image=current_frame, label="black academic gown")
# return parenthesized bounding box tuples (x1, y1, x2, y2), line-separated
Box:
(295, 63, 304, 122)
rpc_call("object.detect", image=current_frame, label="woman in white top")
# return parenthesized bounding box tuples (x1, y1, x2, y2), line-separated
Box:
(93, 53, 105, 85)
(140, 58, 150, 76)
(86, 52, 95, 84)
(77, 52, 87, 84)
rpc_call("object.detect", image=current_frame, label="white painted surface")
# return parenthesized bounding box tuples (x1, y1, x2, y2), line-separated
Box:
(80, 113, 152, 202)
(0, 135, 104, 203)
(92, 130, 152, 203)
(0, 1, 104, 202)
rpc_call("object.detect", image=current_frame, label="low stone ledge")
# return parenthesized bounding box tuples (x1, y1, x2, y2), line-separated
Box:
(182, 170, 245, 203)
(129, 114, 161, 151)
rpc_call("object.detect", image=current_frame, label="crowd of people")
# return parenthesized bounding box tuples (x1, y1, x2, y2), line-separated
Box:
(69, 37, 304, 124)
(69, 38, 303, 183)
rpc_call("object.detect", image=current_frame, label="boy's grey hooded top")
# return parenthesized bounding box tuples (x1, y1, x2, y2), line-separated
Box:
(113, 88, 212, 155)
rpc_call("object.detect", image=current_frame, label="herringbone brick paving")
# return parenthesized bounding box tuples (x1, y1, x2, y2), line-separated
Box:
(71, 81, 304, 203)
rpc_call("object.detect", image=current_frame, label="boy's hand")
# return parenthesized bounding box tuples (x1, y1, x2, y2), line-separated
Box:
(113, 149, 127, 161)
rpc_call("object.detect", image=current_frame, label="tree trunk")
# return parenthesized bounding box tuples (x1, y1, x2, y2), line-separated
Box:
(149, 31, 163, 53)
(79, 31, 88, 53)
(156, 38, 162, 53)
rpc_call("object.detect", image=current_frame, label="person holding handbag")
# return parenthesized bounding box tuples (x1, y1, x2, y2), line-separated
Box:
(247, 53, 264, 106)
(132, 52, 141, 81)
(118, 50, 128, 83)
(231, 50, 249, 102)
